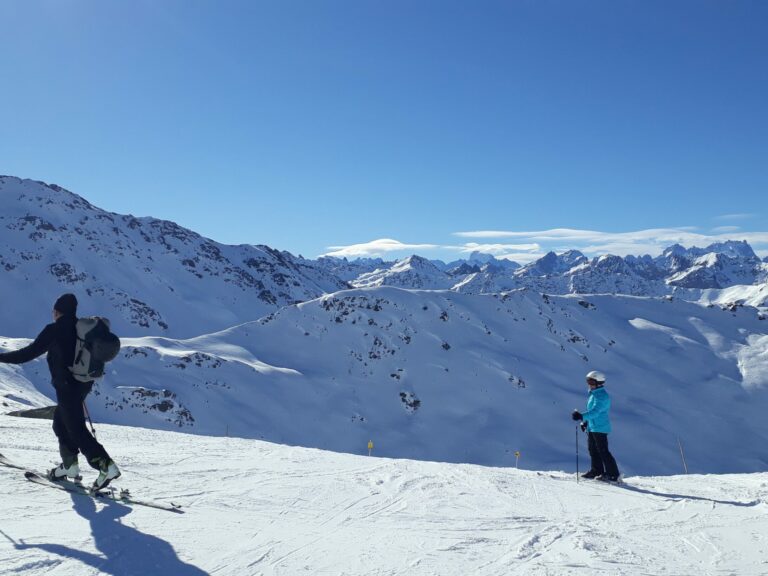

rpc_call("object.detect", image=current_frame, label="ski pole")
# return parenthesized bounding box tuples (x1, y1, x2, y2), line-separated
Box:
(83, 401, 97, 437)
(575, 424, 580, 483)
(0, 529, 18, 546)
(677, 436, 688, 474)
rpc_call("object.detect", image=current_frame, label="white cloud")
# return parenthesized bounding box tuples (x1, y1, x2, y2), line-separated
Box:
(454, 229, 601, 241)
(324, 228, 768, 264)
(323, 238, 439, 258)
(453, 228, 768, 258)
(458, 242, 541, 255)
(714, 213, 758, 221)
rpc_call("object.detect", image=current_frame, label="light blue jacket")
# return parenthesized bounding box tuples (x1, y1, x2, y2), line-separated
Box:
(582, 386, 612, 434)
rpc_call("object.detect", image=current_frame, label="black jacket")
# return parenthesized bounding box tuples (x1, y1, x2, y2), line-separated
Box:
(0, 314, 78, 386)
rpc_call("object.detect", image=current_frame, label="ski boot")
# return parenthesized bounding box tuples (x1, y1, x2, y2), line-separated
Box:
(48, 461, 82, 482)
(581, 470, 601, 479)
(92, 459, 121, 491)
(596, 473, 621, 483)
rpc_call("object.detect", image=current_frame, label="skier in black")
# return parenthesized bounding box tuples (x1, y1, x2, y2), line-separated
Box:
(0, 293, 120, 490)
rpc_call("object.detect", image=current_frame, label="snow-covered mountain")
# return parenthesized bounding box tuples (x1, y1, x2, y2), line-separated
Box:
(344, 241, 768, 301)
(557, 242, 766, 299)
(564, 255, 667, 296)
(4, 287, 767, 475)
(666, 251, 764, 289)
(351, 255, 455, 289)
(2, 416, 767, 575)
(524, 250, 589, 277)
(0, 176, 348, 338)
(437, 250, 521, 272)
(6, 174, 763, 326)
(1, 175, 767, 478)
(314, 255, 386, 282)
(451, 252, 662, 296)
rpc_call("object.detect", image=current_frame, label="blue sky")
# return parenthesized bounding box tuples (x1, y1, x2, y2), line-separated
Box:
(1, 1, 767, 262)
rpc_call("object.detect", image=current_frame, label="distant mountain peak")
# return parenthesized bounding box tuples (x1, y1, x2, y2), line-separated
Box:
(352, 254, 453, 289)
(520, 250, 588, 276)
(398, 254, 434, 267)
(662, 243, 688, 258)
(704, 239, 757, 260)
(467, 251, 497, 264)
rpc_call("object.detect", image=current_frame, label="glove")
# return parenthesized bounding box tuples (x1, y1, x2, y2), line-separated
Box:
(580, 421, 588, 432)
(571, 410, 583, 421)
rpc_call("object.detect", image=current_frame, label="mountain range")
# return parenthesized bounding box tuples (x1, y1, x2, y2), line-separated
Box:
(324, 243, 768, 304)
(1, 176, 767, 476)
(2, 176, 766, 340)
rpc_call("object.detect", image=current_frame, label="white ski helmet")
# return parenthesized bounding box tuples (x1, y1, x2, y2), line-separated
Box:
(586, 370, 606, 383)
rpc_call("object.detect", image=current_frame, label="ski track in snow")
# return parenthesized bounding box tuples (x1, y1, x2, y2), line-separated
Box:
(1, 418, 767, 575)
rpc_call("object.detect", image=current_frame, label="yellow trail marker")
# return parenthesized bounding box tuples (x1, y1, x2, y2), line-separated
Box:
(368, 440, 374, 456)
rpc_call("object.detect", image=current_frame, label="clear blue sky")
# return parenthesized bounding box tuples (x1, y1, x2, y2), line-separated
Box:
(1, 1, 767, 262)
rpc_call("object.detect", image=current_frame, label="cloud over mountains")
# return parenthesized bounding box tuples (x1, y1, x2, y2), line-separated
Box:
(325, 227, 768, 262)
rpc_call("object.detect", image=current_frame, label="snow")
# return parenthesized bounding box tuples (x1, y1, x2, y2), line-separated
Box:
(4, 288, 768, 477)
(698, 283, 768, 309)
(2, 176, 767, 341)
(2, 176, 768, 573)
(0, 177, 348, 339)
(1, 416, 767, 575)
(738, 333, 768, 390)
(351, 256, 454, 290)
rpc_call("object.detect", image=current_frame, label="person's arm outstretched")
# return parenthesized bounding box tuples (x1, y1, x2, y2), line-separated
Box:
(0, 325, 55, 364)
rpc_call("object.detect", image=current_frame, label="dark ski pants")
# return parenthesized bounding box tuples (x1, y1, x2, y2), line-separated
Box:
(587, 432, 620, 477)
(52, 379, 110, 470)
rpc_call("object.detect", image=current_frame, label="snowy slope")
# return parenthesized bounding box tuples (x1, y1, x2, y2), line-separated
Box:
(698, 283, 768, 309)
(0, 176, 347, 338)
(4, 287, 767, 476)
(1, 416, 767, 576)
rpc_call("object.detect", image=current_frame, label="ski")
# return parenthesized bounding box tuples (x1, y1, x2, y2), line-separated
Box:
(23, 471, 184, 513)
(536, 471, 627, 487)
(586, 477, 625, 486)
(0, 451, 28, 472)
(578, 474, 625, 485)
(1, 452, 183, 513)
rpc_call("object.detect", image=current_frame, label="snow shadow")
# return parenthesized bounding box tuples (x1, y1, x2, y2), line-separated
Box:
(7, 493, 209, 575)
(618, 483, 760, 507)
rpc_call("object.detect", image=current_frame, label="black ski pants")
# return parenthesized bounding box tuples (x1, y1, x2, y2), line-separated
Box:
(52, 379, 110, 470)
(587, 432, 620, 477)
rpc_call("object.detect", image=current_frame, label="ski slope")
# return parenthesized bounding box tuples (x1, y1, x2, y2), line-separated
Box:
(1, 416, 767, 575)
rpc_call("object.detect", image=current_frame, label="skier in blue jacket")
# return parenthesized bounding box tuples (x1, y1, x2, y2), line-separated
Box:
(571, 370, 620, 481)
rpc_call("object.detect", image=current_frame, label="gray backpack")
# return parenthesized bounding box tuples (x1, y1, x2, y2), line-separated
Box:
(69, 317, 121, 383)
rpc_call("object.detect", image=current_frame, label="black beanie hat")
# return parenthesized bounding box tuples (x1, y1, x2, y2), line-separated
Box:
(54, 293, 78, 316)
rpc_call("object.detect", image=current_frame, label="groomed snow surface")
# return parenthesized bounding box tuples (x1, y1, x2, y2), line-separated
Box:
(1, 417, 767, 575)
